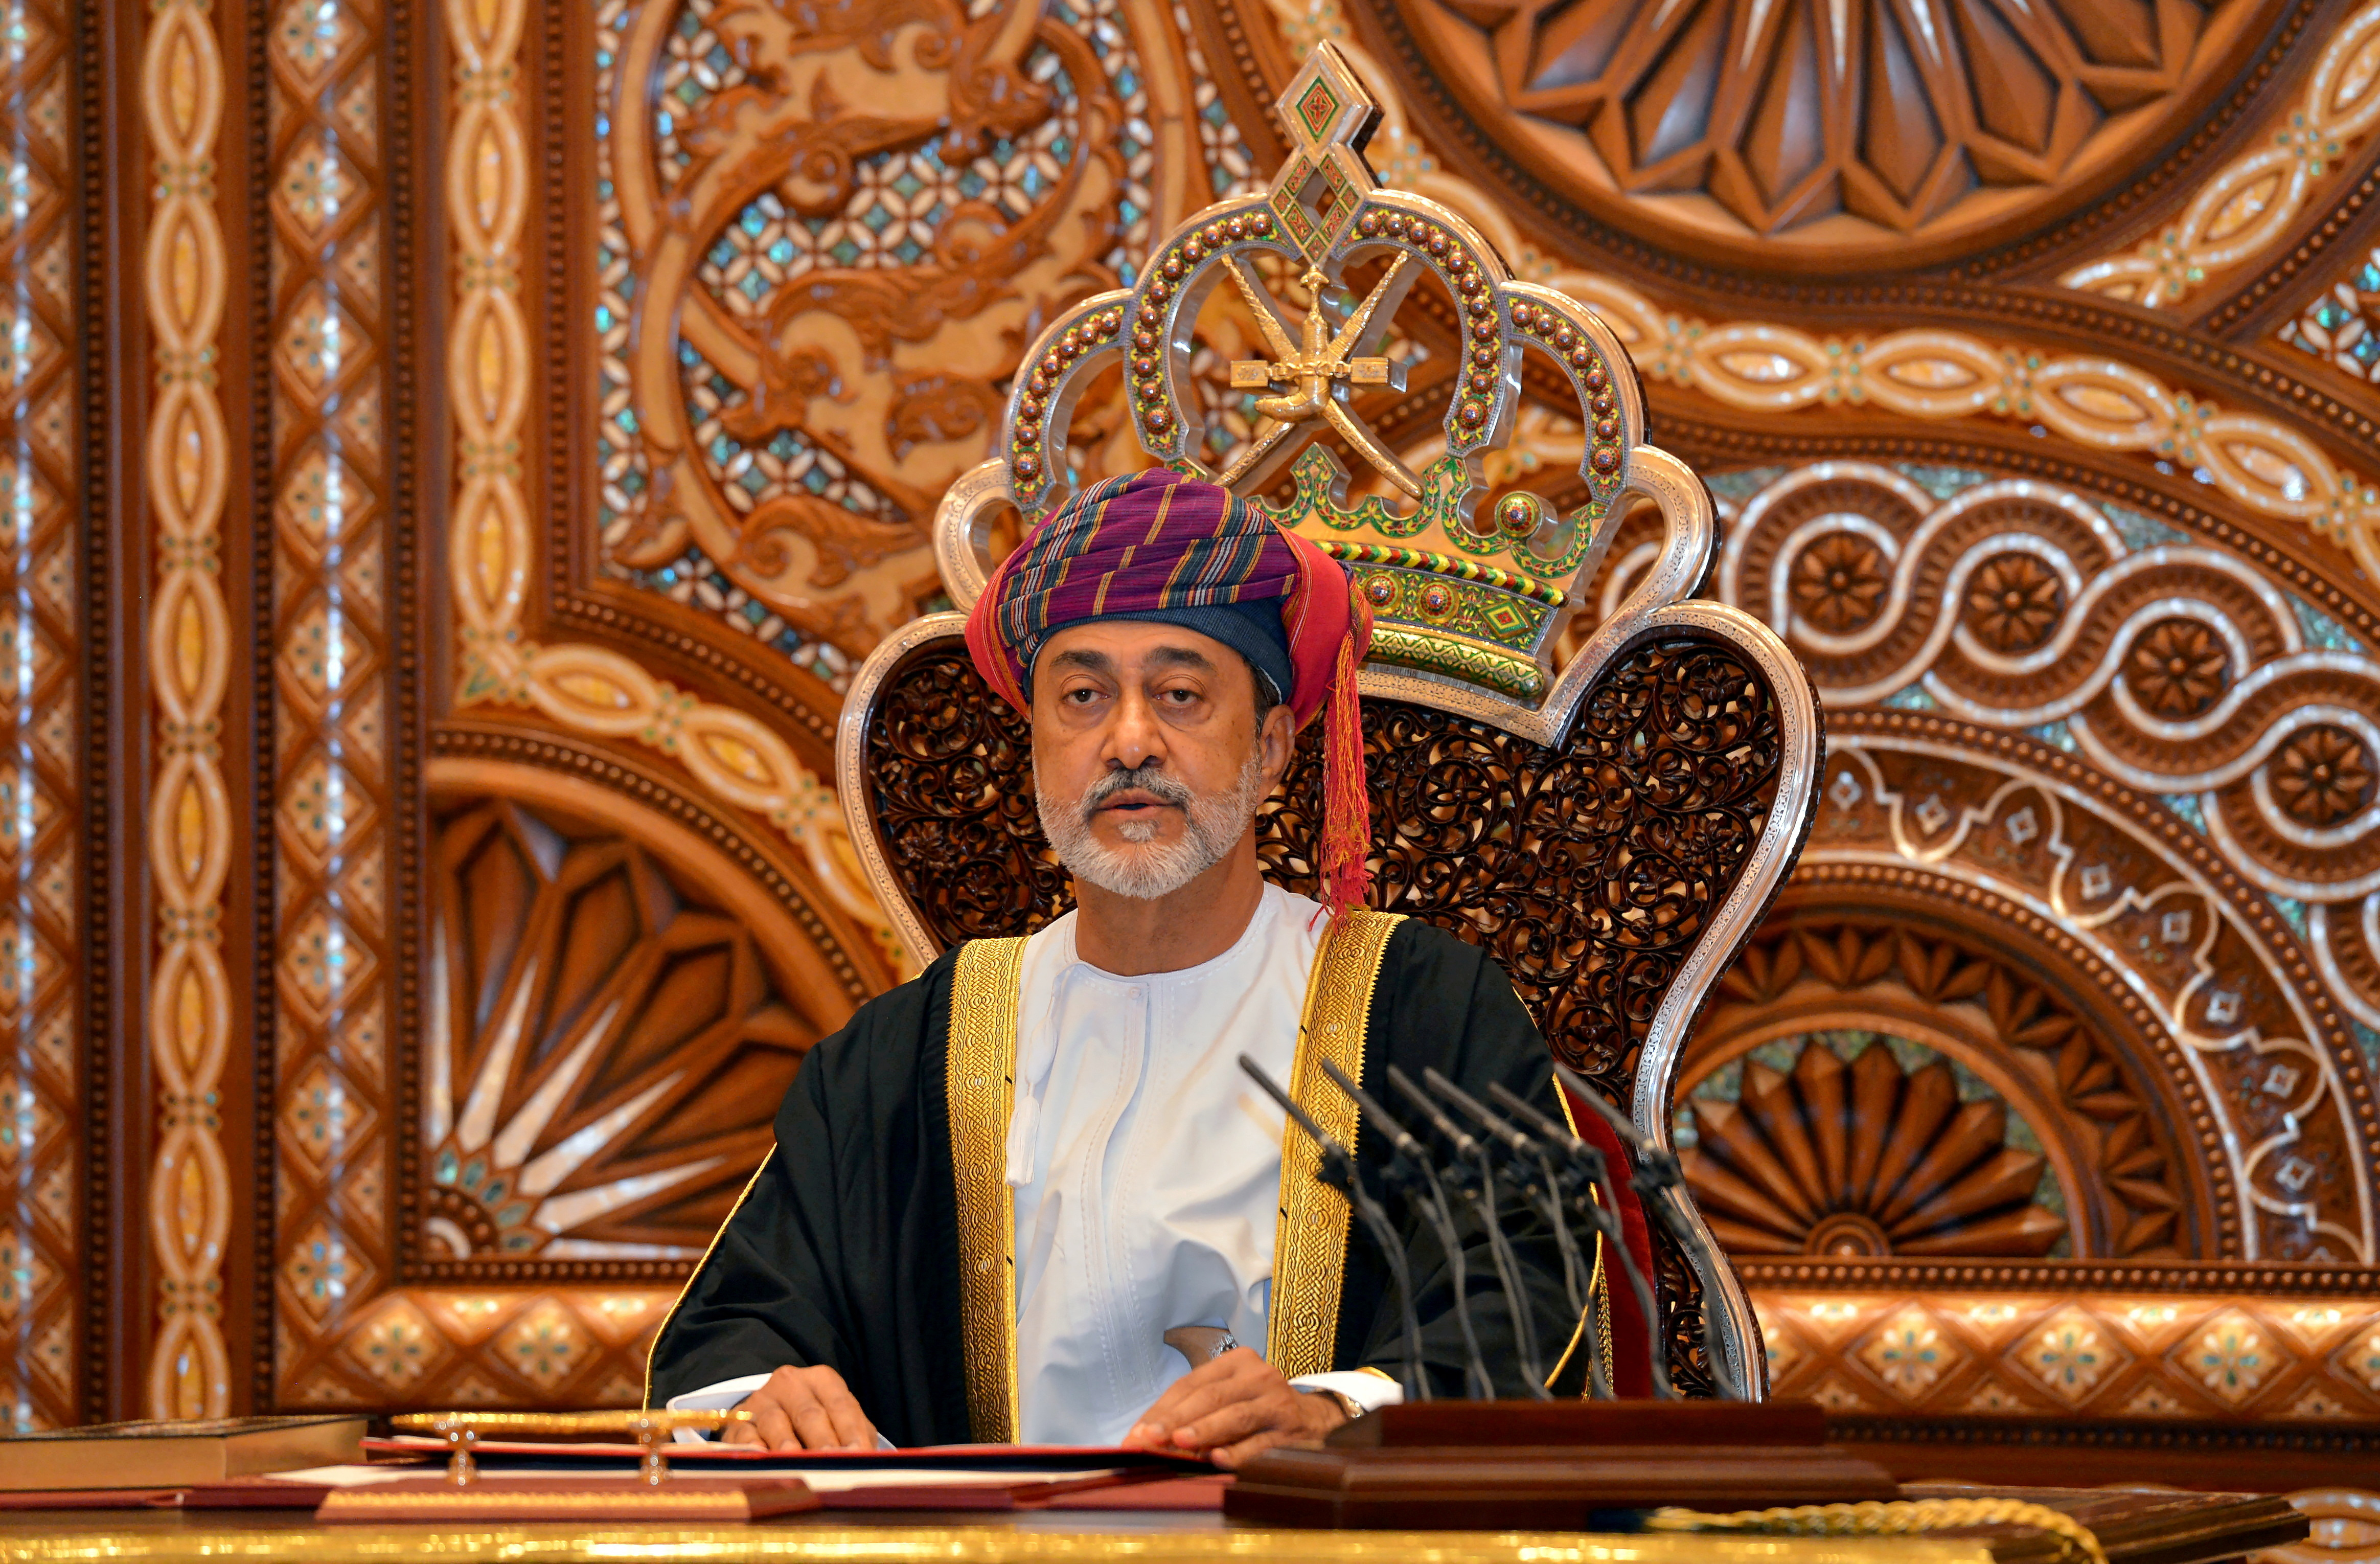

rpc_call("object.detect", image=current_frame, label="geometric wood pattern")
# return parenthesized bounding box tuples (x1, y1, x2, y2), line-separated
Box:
(420, 800, 819, 1268)
(266, 0, 398, 1417)
(1748, 1272, 2380, 1420)
(0, 0, 84, 1435)
(38, 0, 2380, 1459)
(1683, 1032, 2073, 1259)
(140, 0, 237, 1422)
(1386, 0, 2274, 268)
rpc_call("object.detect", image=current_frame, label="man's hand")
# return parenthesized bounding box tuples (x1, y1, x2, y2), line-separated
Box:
(1121, 1347, 1346, 1469)
(721, 1364, 877, 1450)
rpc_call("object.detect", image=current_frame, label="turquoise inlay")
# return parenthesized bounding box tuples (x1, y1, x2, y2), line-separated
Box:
(2162, 794, 2208, 834)
(1703, 466, 1790, 501)
(2102, 502, 2192, 552)
(2288, 593, 2364, 653)
(1897, 463, 1994, 500)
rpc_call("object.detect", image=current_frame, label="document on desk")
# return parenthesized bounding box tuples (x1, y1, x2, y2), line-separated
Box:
(356, 1438, 1211, 1509)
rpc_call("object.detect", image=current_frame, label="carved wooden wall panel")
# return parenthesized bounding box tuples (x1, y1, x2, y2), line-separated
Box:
(264, 0, 403, 1413)
(141, 0, 238, 1422)
(1381, 0, 2279, 270)
(25, 0, 2380, 1498)
(0, 0, 86, 1434)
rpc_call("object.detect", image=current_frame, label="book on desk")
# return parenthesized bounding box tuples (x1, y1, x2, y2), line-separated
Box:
(0, 1416, 367, 1490)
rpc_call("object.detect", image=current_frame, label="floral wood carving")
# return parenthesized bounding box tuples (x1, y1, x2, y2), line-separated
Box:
(422, 800, 825, 1267)
(1683, 1035, 2069, 1259)
(863, 632, 1786, 1095)
(593, 0, 1154, 653)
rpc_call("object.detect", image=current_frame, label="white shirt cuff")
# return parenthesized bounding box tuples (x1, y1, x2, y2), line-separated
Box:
(1289, 1368, 1405, 1416)
(665, 1374, 773, 1441)
(663, 1373, 896, 1448)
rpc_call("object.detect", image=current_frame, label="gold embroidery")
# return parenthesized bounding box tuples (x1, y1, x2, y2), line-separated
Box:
(642, 1148, 777, 1412)
(947, 936, 1027, 1443)
(1546, 1076, 1614, 1396)
(1267, 909, 1403, 1378)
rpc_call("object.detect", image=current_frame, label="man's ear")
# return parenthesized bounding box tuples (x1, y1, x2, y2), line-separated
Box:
(1260, 702, 1296, 788)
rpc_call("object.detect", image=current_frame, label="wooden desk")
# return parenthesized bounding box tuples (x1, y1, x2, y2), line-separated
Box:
(0, 1489, 2307, 1564)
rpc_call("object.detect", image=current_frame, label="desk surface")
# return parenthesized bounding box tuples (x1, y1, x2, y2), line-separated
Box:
(0, 1510, 2006, 1564)
(0, 1489, 2308, 1564)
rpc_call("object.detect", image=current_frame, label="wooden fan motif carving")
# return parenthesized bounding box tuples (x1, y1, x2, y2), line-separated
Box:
(1682, 1036, 2068, 1257)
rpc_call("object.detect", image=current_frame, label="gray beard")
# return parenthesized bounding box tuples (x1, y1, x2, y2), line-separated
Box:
(1036, 752, 1268, 901)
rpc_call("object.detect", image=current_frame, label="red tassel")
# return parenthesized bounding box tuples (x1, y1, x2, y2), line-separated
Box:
(1318, 627, 1372, 918)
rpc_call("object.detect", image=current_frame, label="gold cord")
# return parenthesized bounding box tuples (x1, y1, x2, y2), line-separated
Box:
(1647, 1498, 2109, 1564)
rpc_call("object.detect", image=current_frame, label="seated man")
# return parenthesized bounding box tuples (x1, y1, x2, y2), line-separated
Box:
(645, 469, 1581, 1464)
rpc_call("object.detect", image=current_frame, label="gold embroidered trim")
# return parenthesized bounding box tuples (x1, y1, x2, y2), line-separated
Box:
(947, 936, 1027, 1443)
(1268, 909, 1403, 1378)
(1544, 1076, 1614, 1396)
(642, 1147, 777, 1411)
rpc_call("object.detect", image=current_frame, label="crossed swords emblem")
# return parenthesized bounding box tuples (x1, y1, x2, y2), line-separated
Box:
(1214, 46, 1429, 502)
(1220, 255, 1419, 499)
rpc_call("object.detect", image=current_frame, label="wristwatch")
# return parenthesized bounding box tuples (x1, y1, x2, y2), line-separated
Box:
(1315, 1387, 1366, 1423)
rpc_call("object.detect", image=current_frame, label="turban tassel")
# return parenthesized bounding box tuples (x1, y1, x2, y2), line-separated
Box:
(1317, 585, 1373, 919)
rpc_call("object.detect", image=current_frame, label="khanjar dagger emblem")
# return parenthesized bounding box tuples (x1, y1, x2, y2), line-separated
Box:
(938, 42, 1717, 722)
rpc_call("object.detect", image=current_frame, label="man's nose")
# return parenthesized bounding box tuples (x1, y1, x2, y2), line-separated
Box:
(1105, 688, 1165, 772)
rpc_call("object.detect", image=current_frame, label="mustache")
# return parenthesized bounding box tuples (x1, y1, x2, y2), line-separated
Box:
(1080, 765, 1196, 819)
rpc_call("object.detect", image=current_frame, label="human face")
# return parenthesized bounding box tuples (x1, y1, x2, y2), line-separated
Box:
(1028, 620, 1294, 898)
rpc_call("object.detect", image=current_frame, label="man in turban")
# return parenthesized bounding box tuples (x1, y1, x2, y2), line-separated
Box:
(644, 469, 1584, 1464)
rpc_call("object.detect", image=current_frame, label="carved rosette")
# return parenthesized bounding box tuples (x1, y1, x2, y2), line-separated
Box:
(1682, 1033, 2071, 1259)
(1379, 0, 2273, 268)
(1719, 462, 2380, 911)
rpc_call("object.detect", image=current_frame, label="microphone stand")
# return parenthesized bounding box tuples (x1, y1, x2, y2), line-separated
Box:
(1384, 1065, 1550, 1399)
(1238, 1054, 1428, 1402)
(1487, 1076, 1670, 1399)
(1423, 1069, 1611, 1402)
(1316, 1058, 1495, 1400)
(1552, 1060, 1730, 1399)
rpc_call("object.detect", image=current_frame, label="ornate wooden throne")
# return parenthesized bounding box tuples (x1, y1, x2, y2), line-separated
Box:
(831, 46, 1820, 1400)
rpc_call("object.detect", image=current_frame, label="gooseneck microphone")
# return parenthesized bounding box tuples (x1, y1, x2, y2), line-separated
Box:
(1485, 1076, 1672, 1399)
(1384, 1064, 1550, 1399)
(1424, 1068, 1611, 1401)
(1552, 1060, 1730, 1399)
(1238, 1054, 1428, 1402)
(1316, 1057, 1495, 1401)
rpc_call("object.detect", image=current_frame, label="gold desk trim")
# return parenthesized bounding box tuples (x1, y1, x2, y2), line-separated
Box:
(0, 1523, 2000, 1564)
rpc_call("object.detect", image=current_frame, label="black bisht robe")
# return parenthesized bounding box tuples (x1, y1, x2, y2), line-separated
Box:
(646, 917, 1583, 1444)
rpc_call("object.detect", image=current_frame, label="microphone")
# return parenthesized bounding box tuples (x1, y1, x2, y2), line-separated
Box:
(1316, 1057, 1495, 1400)
(1238, 1053, 1428, 1402)
(1552, 1060, 1730, 1399)
(1424, 1069, 1610, 1401)
(1383, 1064, 1550, 1399)
(1485, 1076, 1672, 1399)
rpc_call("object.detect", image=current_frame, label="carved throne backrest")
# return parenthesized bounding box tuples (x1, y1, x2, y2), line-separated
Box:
(832, 46, 1822, 1399)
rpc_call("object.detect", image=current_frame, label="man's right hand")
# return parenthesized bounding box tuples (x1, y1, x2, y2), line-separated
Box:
(722, 1364, 877, 1450)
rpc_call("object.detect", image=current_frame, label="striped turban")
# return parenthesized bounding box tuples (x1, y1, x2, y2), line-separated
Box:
(964, 468, 1375, 916)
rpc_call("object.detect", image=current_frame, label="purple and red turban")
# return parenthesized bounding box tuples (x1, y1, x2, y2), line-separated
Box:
(964, 468, 1375, 916)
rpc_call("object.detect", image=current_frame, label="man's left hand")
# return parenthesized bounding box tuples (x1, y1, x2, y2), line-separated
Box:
(1122, 1347, 1345, 1468)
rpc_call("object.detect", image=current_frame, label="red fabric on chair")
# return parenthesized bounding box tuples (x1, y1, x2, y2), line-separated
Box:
(1559, 1080, 1658, 1399)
